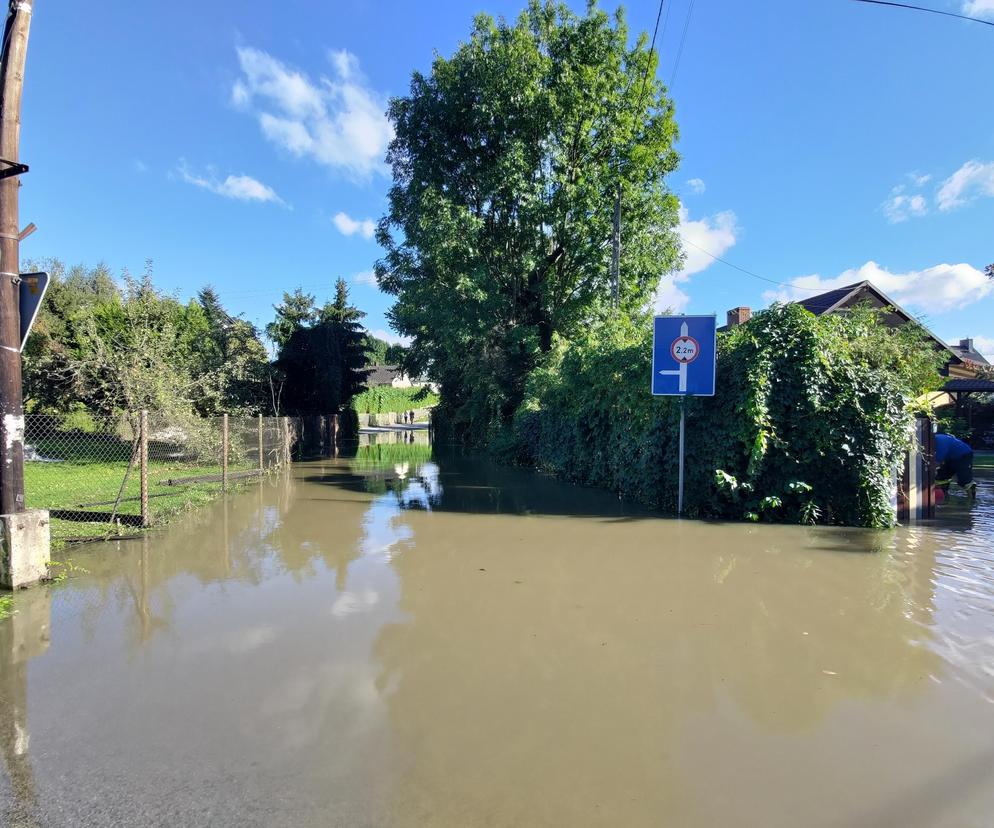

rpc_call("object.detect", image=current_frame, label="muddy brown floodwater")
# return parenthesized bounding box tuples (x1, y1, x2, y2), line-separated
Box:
(2, 441, 994, 827)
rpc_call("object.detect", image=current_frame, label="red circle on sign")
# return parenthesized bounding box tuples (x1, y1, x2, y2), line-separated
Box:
(671, 335, 700, 364)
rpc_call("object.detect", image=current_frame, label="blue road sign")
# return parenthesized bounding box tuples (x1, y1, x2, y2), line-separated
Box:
(651, 314, 717, 396)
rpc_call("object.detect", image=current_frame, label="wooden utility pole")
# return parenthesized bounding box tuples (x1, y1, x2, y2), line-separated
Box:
(0, 1, 33, 515)
(610, 182, 621, 306)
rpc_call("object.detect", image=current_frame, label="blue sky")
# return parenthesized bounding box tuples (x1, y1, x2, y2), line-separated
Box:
(20, 0, 994, 357)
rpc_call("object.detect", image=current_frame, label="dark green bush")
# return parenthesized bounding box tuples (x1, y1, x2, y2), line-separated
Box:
(506, 304, 942, 528)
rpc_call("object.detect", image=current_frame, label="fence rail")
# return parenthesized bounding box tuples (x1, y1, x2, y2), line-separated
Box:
(24, 412, 299, 534)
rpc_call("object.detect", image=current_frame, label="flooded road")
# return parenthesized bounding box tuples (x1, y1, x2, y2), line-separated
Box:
(3, 444, 994, 827)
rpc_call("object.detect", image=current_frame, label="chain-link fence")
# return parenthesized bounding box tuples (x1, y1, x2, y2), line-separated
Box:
(24, 412, 299, 537)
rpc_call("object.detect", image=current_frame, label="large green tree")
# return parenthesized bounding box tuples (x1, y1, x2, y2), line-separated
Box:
(266, 288, 317, 350)
(184, 286, 271, 416)
(376, 1, 682, 435)
(276, 279, 370, 415)
(23, 259, 272, 419)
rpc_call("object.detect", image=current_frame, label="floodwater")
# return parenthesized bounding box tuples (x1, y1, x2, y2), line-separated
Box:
(3, 440, 994, 828)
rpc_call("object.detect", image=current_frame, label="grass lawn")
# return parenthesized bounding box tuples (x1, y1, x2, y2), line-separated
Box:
(24, 438, 254, 548)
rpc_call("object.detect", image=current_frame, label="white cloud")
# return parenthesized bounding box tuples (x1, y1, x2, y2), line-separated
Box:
(763, 260, 993, 314)
(233, 46, 392, 179)
(333, 211, 376, 239)
(880, 173, 931, 223)
(352, 270, 378, 286)
(686, 177, 706, 194)
(882, 191, 927, 223)
(133, 159, 147, 174)
(936, 159, 994, 211)
(675, 207, 738, 280)
(177, 162, 284, 205)
(369, 328, 411, 347)
(328, 48, 359, 80)
(653, 207, 738, 313)
(654, 279, 691, 312)
(963, 1, 994, 20)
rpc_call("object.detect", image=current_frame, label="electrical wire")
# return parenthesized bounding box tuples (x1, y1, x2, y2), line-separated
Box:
(669, 0, 697, 90)
(632, 0, 666, 126)
(679, 237, 829, 294)
(850, 0, 994, 27)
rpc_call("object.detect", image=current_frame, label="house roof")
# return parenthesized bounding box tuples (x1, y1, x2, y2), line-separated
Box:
(942, 378, 994, 393)
(793, 279, 967, 371)
(795, 282, 868, 316)
(948, 341, 990, 366)
(795, 280, 915, 321)
(365, 364, 403, 386)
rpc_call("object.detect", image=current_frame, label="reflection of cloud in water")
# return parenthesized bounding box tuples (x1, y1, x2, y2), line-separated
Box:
(398, 462, 441, 510)
(359, 493, 413, 558)
(331, 589, 381, 617)
(358, 462, 442, 559)
(182, 623, 279, 656)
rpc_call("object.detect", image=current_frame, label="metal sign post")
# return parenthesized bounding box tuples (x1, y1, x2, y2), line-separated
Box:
(651, 315, 717, 516)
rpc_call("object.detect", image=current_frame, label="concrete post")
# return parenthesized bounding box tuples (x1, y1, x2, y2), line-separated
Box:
(0, 510, 50, 589)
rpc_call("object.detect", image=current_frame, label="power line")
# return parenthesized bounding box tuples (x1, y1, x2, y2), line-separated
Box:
(658, 0, 675, 52)
(679, 237, 828, 294)
(670, 0, 697, 90)
(850, 0, 994, 27)
(631, 0, 666, 130)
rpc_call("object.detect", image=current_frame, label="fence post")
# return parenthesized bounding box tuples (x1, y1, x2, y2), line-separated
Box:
(140, 410, 149, 528)
(257, 414, 264, 471)
(282, 416, 291, 467)
(222, 413, 229, 493)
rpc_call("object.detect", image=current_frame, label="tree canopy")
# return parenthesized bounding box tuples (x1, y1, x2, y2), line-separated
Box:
(274, 278, 370, 415)
(23, 262, 389, 423)
(23, 259, 272, 422)
(376, 0, 682, 436)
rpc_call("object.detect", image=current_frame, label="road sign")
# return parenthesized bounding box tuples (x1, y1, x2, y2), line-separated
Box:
(651, 314, 718, 517)
(18, 271, 49, 351)
(652, 314, 716, 396)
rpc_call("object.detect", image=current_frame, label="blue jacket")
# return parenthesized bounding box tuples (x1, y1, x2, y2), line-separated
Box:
(935, 433, 971, 463)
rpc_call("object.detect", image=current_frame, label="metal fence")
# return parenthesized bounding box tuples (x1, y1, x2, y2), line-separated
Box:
(24, 412, 299, 532)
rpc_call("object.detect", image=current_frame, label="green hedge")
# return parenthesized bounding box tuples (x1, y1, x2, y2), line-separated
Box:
(350, 385, 439, 414)
(505, 304, 941, 528)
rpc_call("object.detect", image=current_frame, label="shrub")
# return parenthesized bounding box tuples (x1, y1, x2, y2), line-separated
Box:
(350, 385, 439, 414)
(506, 304, 942, 528)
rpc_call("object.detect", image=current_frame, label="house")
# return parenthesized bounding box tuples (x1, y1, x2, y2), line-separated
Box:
(724, 280, 994, 518)
(948, 337, 991, 370)
(722, 280, 989, 381)
(365, 364, 413, 389)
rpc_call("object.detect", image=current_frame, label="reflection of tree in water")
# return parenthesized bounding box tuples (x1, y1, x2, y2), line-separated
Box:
(370, 514, 943, 825)
(53, 474, 303, 654)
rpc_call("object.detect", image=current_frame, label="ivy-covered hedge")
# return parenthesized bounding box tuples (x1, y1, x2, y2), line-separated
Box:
(506, 304, 942, 528)
(350, 385, 439, 414)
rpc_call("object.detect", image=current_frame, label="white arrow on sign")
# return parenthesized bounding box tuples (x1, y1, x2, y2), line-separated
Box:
(659, 321, 690, 392)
